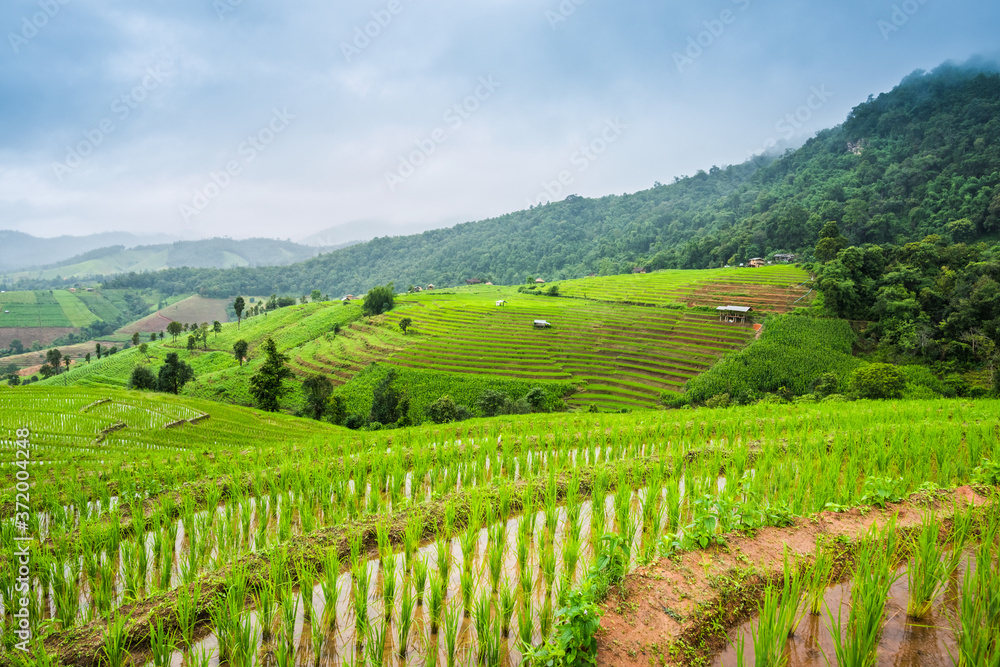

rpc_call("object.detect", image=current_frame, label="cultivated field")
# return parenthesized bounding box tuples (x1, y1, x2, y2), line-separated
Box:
(119, 296, 231, 335)
(0, 387, 996, 666)
(383, 291, 753, 410)
(550, 265, 812, 313)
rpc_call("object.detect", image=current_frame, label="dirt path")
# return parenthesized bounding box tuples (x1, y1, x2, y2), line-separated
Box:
(596, 486, 992, 666)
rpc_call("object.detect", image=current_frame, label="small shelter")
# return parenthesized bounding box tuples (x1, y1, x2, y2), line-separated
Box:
(773, 253, 796, 263)
(427, 284, 435, 290)
(748, 258, 765, 268)
(533, 320, 551, 328)
(535, 278, 545, 284)
(496, 300, 507, 307)
(716, 305, 752, 323)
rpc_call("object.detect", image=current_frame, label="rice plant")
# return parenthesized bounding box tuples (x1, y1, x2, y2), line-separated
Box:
(382, 555, 397, 621)
(148, 617, 176, 667)
(101, 613, 131, 667)
(429, 572, 446, 635)
(174, 582, 201, 647)
(905, 512, 950, 618)
(442, 598, 464, 667)
(413, 555, 428, 605)
(353, 560, 372, 643)
(320, 549, 342, 629)
(398, 583, 415, 657)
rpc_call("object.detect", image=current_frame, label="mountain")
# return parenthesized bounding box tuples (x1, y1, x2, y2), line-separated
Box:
(0, 230, 179, 273)
(57, 60, 1000, 297)
(4, 237, 331, 282)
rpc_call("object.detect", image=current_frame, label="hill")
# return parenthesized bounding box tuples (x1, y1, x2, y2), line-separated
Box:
(30, 266, 810, 414)
(3, 237, 331, 283)
(98, 61, 1000, 299)
(0, 230, 178, 273)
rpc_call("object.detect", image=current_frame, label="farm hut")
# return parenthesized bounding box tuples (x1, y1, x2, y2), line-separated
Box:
(68, 287, 77, 292)
(748, 258, 765, 268)
(774, 253, 796, 263)
(533, 320, 551, 328)
(427, 284, 435, 290)
(716, 305, 752, 323)
(496, 300, 507, 307)
(535, 278, 545, 284)
(485, 282, 493, 285)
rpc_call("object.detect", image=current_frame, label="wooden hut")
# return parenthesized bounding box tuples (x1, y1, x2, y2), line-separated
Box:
(716, 305, 752, 323)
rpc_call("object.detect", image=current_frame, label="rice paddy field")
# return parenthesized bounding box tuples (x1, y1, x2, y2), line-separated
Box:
(34, 266, 797, 412)
(549, 265, 812, 313)
(0, 291, 101, 329)
(0, 386, 997, 666)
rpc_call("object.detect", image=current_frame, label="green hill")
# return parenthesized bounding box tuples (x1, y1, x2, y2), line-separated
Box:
(31, 267, 808, 414)
(99, 62, 1000, 299)
(4, 237, 331, 283)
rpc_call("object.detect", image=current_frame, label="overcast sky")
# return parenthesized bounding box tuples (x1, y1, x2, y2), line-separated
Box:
(1, 0, 999, 244)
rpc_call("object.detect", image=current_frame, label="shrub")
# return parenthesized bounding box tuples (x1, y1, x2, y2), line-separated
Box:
(705, 393, 731, 409)
(344, 414, 366, 429)
(850, 363, 906, 399)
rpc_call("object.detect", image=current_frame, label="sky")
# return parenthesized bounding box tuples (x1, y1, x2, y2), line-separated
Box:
(1, 0, 999, 245)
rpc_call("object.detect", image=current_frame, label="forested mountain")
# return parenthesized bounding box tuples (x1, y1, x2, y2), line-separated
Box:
(61, 61, 1000, 297)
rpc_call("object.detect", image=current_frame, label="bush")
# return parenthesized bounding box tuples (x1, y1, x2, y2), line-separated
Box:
(344, 414, 366, 429)
(363, 284, 395, 316)
(705, 393, 731, 408)
(850, 363, 906, 399)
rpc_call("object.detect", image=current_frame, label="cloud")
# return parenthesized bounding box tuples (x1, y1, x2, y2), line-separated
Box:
(1, 0, 999, 242)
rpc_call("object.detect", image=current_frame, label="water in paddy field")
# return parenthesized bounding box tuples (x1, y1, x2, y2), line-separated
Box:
(145, 490, 660, 667)
(712, 556, 976, 667)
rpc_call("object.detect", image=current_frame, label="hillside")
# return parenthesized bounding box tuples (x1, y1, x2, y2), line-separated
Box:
(94, 61, 1000, 300)
(3, 237, 331, 283)
(30, 266, 810, 414)
(0, 230, 178, 273)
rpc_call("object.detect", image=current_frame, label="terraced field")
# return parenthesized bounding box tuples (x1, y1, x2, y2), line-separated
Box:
(2, 386, 998, 667)
(383, 291, 752, 410)
(551, 265, 812, 313)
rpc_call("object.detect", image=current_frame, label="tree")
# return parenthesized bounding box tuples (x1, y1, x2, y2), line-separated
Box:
(85, 353, 91, 364)
(157, 352, 194, 394)
(46, 349, 63, 374)
(850, 363, 905, 399)
(311, 289, 322, 303)
(167, 321, 183, 341)
(139, 343, 149, 360)
(128, 365, 157, 390)
(814, 221, 849, 262)
(9, 339, 23, 355)
(363, 283, 395, 316)
(302, 375, 334, 420)
(234, 296, 245, 329)
(131, 332, 141, 346)
(39, 364, 56, 379)
(213, 321, 222, 338)
(199, 323, 210, 350)
(187, 335, 196, 351)
(477, 389, 512, 417)
(328, 395, 347, 426)
(399, 317, 412, 334)
(149, 332, 157, 342)
(427, 395, 460, 424)
(525, 387, 547, 411)
(249, 337, 292, 412)
(95, 343, 102, 360)
(233, 339, 249, 366)
(63, 356, 71, 380)
(370, 369, 402, 424)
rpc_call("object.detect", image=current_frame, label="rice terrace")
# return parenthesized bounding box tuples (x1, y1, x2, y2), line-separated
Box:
(4, 50, 1000, 667)
(2, 259, 1000, 667)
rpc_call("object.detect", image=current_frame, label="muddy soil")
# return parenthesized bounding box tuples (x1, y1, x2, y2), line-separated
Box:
(595, 486, 992, 666)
